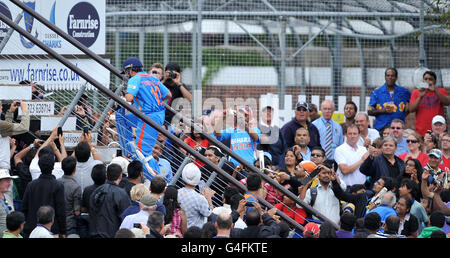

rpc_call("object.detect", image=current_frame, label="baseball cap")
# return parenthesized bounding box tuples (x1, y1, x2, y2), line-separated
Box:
(139, 193, 158, 207)
(303, 222, 320, 238)
(428, 148, 442, 159)
(432, 115, 446, 125)
(0, 168, 18, 180)
(300, 160, 317, 174)
(308, 103, 318, 112)
(110, 156, 130, 176)
(182, 163, 201, 186)
(122, 57, 143, 73)
(296, 102, 309, 110)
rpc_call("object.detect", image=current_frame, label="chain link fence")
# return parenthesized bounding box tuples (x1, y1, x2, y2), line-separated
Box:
(105, 0, 450, 129)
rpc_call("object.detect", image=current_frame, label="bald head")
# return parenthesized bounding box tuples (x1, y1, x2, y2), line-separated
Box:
(380, 191, 397, 208)
(321, 100, 335, 120)
(216, 213, 233, 230)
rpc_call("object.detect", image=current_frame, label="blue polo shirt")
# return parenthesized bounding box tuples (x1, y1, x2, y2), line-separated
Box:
(368, 84, 411, 131)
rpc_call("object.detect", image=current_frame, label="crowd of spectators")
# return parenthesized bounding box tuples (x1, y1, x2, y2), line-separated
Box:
(1, 66, 450, 239)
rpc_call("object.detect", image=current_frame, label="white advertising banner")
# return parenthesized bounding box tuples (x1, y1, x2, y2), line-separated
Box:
(40, 115, 76, 131)
(0, 0, 105, 55)
(0, 85, 31, 99)
(0, 58, 110, 90)
(18, 101, 54, 115)
(63, 131, 97, 147)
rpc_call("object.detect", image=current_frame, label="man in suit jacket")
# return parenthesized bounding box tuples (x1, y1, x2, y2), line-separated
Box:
(360, 136, 405, 190)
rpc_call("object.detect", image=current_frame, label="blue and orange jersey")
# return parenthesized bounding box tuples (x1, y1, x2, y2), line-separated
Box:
(126, 72, 170, 114)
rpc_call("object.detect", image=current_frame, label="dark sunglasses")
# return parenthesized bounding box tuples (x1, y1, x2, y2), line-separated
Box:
(311, 153, 323, 157)
(406, 139, 418, 143)
(296, 107, 308, 112)
(391, 127, 402, 130)
(151, 70, 159, 74)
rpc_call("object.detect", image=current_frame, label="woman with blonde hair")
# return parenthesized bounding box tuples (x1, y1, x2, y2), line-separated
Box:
(398, 131, 428, 167)
(120, 184, 150, 221)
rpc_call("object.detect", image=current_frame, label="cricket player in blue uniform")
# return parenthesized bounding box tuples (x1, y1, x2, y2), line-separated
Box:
(122, 57, 172, 180)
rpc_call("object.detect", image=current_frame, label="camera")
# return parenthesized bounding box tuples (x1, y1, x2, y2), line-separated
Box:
(133, 223, 142, 229)
(15, 102, 21, 107)
(116, 149, 122, 157)
(168, 71, 177, 79)
(432, 179, 442, 186)
(245, 202, 254, 207)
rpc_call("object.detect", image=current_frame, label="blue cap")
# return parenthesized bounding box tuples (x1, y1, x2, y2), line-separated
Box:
(122, 57, 143, 71)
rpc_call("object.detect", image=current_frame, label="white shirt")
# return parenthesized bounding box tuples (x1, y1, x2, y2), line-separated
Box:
(299, 181, 346, 225)
(234, 218, 247, 229)
(74, 157, 103, 193)
(357, 128, 380, 146)
(0, 136, 10, 169)
(120, 210, 150, 230)
(334, 142, 368, 186)
(30, 158, 64, 181)
(29, 225, 54, 238)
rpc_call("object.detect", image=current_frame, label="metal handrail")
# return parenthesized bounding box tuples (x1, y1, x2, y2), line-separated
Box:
(0, 9, 308, 233)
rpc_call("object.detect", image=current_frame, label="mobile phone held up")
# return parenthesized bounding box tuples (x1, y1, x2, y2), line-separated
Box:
(83, 126, 89, 135)
(417, 82, 429, 89)
(57, 127, 63, 136)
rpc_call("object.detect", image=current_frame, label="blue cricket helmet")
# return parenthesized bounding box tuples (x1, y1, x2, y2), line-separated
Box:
(122, 57, 143, 73)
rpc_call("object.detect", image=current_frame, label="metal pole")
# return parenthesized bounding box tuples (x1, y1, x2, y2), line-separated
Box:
(194, 0, 203, 119)
(105, 10, 435, 18)
(7, 0, 337, 230)
(205, 157, 227, 187)
(191, 7, 198, 119)
(279, 18, 286, 109)
(115, 30, 121, 87)
(356, 38, 367, 110)
(92, 85, 124, 132)
(139, 30, 145, 64)
(0, 12, 23, 53)
(390, 6, 397, 68)
(224, 19, 229, 46)
(418, 0, 427, 68)
(57, 83, 87, 128)
(334, 2, 343, 105)
(163, 4, 169, 67)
